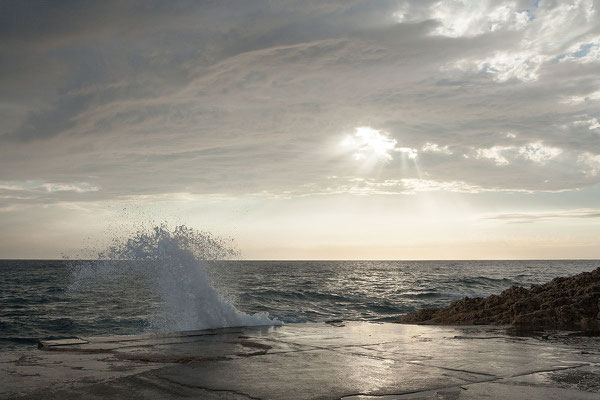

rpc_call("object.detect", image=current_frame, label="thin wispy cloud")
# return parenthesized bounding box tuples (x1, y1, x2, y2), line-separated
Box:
(485, 209, 600, 223)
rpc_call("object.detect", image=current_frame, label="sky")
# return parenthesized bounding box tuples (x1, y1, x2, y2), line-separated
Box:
(1, 0, 600, 259)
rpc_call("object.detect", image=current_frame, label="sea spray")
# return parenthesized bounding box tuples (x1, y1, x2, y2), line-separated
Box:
(69, 224, 281, 332)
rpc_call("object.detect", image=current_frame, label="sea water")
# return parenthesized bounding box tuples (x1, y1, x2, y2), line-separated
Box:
(1, 225, 598, 350)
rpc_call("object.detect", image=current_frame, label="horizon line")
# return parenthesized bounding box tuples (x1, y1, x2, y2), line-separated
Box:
(1, 258, 599, 262)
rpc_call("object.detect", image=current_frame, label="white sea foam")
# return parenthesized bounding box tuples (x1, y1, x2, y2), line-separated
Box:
(69, 224, 281, 332)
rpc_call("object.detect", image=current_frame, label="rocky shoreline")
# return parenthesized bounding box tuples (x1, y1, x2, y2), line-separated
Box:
(396, 267, 600, 331)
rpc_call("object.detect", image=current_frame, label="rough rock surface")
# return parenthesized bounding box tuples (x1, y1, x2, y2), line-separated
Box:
(4, 322, 600, 399)
(396, 267, 600, 330)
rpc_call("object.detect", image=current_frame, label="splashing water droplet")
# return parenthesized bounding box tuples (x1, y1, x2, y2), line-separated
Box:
(69, 224, 281, 332)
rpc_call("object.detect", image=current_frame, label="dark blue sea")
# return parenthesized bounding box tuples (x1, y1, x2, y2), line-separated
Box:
(1, 259, 598, 351)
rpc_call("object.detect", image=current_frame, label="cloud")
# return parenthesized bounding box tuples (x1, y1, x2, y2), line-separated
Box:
(559, 37, 600, 64)
(485, 209, 600, 223)
(0, 0, 599, 207)
(0, 181, 98, 193)
(0, 180, 101, 215)
(475, 143, 562, 166)
(563, 90, 600, 104)
(429, 0, 530, 38)
(518, 142, 562, 164)
(441, 0, 598, 82)
(397, 147, 419, 159)
(475, 146, 513, 165)
(340, 127, 419, 164)
(284, 176, 541, 197)
(578, 152, 600, 175)
(42, 183, 99, 193)
(399, 178, 501, 194)
(452, 51, 547, 82)
(574, 117, 600, 131)
(422, 142, 453, 154)
(342, 127, 399, 161)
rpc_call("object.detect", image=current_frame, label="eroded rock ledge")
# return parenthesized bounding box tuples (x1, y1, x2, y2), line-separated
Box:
(396, 267, 600, 330)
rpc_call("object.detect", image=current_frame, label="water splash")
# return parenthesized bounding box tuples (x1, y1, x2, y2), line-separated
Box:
(69, 224, 281, 332)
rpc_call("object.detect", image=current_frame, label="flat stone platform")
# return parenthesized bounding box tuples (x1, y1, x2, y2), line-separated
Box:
(1, 322, 599, 399)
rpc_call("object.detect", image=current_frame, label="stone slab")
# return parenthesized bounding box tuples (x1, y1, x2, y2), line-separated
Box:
(1, 322, 599, 399)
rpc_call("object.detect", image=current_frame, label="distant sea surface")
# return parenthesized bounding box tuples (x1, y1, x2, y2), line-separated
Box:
(1, 259, 598, 351)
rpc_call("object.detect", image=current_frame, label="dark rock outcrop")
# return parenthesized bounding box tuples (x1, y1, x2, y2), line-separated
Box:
(396, 267, 600, 330)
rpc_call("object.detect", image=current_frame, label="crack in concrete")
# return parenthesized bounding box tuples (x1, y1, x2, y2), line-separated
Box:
(38, 331, 246, 351)
(266, 342, 499, 381)
(410, 363, 497, 378)
(154, 374, 263, 400)
(504, 363, 591, 380)
(205, 340, 505, 383)
(339, 383, 467, 399)
(340, 373, 555, 399)
(146, 361, 595, 400)
(339, 360, 592, 398)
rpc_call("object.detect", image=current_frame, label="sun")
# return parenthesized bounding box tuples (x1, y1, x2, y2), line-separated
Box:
(340, 127, 417, 164)
(341, 127, 397, 162)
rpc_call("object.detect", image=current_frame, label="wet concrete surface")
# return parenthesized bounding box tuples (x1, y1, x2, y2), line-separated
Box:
(1, 322, 599, 399)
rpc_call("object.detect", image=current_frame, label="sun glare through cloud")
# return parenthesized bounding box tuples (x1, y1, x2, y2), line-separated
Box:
(341, 127, 417, 165)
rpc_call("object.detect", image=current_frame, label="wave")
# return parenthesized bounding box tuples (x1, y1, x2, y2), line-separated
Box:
(456, 276, 517, 285)
(0, 337, 41, 347)
(68, 224, 281, 332)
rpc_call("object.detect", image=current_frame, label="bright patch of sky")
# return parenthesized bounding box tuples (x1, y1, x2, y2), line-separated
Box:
(559, 39, 600, 63)
(430, 1, 530, 38)
(342, 127, 399, 162)
(442, 0, 598, 82)
(341, 127, 418, 163)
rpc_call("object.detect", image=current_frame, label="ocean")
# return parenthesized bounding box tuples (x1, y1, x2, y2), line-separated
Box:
(1, 258, 598, 351)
